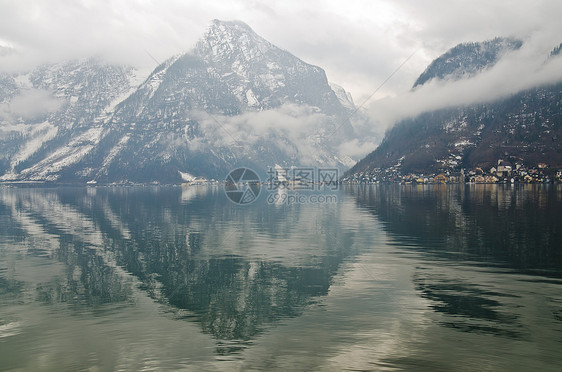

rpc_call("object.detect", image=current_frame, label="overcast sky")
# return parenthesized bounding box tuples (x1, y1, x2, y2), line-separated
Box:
(1, 0, 561, 122)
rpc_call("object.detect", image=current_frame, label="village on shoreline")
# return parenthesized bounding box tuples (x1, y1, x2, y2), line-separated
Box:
(342, 159, 562, 184)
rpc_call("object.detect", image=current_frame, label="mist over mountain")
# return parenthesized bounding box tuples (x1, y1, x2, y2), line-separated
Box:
(413, 37, 522, 88)
(348, 39, 562, 177)
(2, 23, 561, 184)
(0, 20, 374, 184)
(0, 59, 139, 182)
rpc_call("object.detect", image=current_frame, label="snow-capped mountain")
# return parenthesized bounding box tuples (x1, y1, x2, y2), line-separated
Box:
(413, 37, 522, 88)
(194, 20, 346, 114)
(0, 20, 372, 184)
(0, 59, 141, 181)
(347, 39, 562, 177)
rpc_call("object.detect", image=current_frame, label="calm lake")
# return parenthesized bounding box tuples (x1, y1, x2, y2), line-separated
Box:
(0, 184, 561, 371)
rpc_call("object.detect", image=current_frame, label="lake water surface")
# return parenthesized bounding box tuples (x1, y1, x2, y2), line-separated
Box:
(0, 184, 561, 371)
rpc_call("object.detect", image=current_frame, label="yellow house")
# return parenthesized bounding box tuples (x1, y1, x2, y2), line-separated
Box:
(434, 174, 448, 184)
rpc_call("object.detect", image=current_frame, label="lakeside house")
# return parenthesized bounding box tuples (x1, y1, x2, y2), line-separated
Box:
(434, 174, 449, 184)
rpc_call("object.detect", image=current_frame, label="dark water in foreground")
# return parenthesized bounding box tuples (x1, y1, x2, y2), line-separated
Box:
(0, 184, 561, 371)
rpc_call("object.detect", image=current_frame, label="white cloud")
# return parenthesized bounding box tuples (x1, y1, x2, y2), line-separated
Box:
(188, 103, 376, 165)
(367, 39, 562, 128)
(1, 0, 560, 140)
(192, 104, 322, 145)
(192, 104, 332, 160)
(1, 1, 560, 94)
(0, 88, 62, 122)
(337, 139, 377, 159)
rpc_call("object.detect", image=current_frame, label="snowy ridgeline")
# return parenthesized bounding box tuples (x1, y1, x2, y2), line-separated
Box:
(0, 20, 375, 184)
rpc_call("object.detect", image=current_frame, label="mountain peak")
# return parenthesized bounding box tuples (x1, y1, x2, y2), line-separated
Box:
(413, 37, 522, 88)
(202, 19, 263, 46)
(0, 20, 369, 184)
(196, 19, 274, 64)
(209, 19, 253, 32)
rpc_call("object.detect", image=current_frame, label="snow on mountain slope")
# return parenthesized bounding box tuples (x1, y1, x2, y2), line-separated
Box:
(0, 73, 18, 103)
(0, 58, 142, 180)
(1, 20, 376, 183)
(195, 20, 343, 114)
(348, 39, 562, 177)
(413, 37, 522, 88)
(329, 83, 355, 110)
(73, 20, 370, 183)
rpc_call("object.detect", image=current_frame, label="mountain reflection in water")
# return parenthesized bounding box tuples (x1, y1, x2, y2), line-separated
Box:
(0, 186, 360, 354)
(0, 184, 561, 371)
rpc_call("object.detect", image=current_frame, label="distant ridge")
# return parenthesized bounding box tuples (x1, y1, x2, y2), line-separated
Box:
(347, 38, 562, 178)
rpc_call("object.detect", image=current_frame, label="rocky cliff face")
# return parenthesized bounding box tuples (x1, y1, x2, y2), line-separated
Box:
(1, 20, 369, 184)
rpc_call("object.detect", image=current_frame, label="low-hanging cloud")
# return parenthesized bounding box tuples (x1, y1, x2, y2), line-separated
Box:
(2, 0, 561, 100)
(337, 139, 377, 160)
(189, 103, 378, 165)
(192, 104, 333, 165)
(1, 0, 561, 158)
(193, 103, 326, 144)
(0, 88, 63, 122)
(367, 37, 562, 129)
